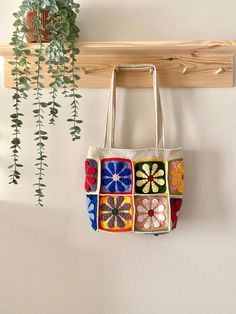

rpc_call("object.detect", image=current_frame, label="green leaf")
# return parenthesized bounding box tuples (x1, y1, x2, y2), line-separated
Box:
(72, 135, 81, 141)
(70, 126, 81, 132)
(10, 113, 19, 119)
(35, 130, 47, 135)
(19, 77, 28, 84)
(38, 82, 44, 88)
(12, 94, 20, 100)
(63, 77, 72, 84)
(41, 102, 48, 108)
(39, 55, 46, 62)
(50, 108, 58, 115)
(11, 138, 21, 145)
(15, 120, 23, 127)
(13, 48, 22, 57)
(72, 48, 80, 54)
(23, 49, 31, 55)
(36, 142, 45, 147)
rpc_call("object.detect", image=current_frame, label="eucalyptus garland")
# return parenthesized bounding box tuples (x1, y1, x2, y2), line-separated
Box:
(9, 0, 81, 206)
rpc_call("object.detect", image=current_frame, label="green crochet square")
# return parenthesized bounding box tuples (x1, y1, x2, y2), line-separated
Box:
(134, 160, 167, 194)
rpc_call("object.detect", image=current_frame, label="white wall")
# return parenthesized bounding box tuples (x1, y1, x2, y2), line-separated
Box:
(0, 1, 236, 314)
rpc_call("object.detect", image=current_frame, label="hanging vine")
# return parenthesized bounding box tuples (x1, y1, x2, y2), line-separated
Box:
(30, 5, 48, 205)
(9, 1, 31, 185)
(9, 0, 81, 206)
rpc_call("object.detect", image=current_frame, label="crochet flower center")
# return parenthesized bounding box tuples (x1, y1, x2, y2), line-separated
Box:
(148, 209, 154, 217)
(112, 174, 120, 181)
(148, 175, 154, 182)
(112, 208, 119, 216)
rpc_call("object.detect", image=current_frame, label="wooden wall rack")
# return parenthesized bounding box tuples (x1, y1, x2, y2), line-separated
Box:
(1, 40, 236, 88)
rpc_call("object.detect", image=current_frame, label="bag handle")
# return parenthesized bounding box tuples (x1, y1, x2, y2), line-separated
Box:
(104, 64, 165, 148)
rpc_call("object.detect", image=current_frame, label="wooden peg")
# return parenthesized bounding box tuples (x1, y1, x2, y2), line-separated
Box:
(80, 67, 88, 75)
(215, 66, 226, 75)
(182, 66, 190, 74)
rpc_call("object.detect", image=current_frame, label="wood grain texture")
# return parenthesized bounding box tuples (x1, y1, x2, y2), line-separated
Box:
(0, 41, 235, 88)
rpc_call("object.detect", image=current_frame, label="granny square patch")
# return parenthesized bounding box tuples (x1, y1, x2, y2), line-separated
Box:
(134, 196, 170, 233)
(85, 159, 98, 193)
(86, 195, 98, 231)
(99, 195, 134, 232)
(134, 160, 167, 194)
(170, 198, 182, 229)
(169, 159, 184, 195)
(100, 158, 133, 194)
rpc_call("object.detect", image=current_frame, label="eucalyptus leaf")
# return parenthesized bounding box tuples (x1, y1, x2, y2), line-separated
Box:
(9, 0, 81, 206)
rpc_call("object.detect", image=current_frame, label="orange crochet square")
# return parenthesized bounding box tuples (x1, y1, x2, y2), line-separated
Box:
(169, 159, 184, 195)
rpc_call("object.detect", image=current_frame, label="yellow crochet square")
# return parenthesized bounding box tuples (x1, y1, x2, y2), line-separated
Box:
(99, 195, 134, 232)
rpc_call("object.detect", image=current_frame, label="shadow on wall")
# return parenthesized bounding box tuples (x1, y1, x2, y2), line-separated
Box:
(182, 149, 230, 232)
(108, 88, 231, 234)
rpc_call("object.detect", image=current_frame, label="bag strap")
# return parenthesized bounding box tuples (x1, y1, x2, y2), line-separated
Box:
(104, 64, 165, 148)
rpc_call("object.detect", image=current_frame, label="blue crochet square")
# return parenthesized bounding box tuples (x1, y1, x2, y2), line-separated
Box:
(100, 158, 133, 194)
(86, 195, 98, 231)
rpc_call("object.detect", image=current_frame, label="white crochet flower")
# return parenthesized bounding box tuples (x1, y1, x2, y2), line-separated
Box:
(137, 198, 166, 229)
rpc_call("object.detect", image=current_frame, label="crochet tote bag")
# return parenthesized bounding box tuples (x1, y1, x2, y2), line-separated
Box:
(85, 64, 184, 234)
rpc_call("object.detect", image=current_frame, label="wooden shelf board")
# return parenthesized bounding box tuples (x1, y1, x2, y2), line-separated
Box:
(0, 40, 236, 88)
